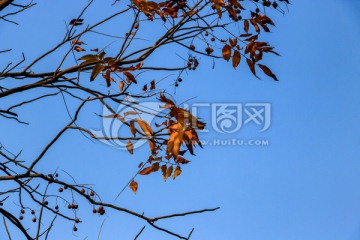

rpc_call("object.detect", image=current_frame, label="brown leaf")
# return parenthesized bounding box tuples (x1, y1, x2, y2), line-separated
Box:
(126, 141, 134, 154)
(129, 180, 138, 194)
(258, 64, 278, 81)
(139, 166, 153, 175)
(232, 50, 241, 69)
(152, 162, 160, 171)
(74, 46, 85, 52)
(172, 166, 182, 179)
(229, 38, 238, 48)
(142, 84, 147, 91)
(244, 19, 249, 33)
(124, 72, 137, 84)
(246, 58, 259, 79)
(150, 80, 156, 90)
(130, 120, 136, 137)
(136, 118, 153, 137)
(164, 165, 173, 181)
(222, 44, 231, 61)
(90, 63, 104, 81)
(119, 81, 125, 92)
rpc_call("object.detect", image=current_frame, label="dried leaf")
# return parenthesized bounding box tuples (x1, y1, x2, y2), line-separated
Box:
(222, 44, 231, 61)
(246, 58, 259, 79)
(244, 19, 249, 33)
(119, 81, 125, 92)
(90, 63, 104, 81)
(136, 118, 153, 137)
(130, 120, 136, 137)
(232, 50, 241, 69)
(229, 38, 238, 48)
(150, 80, 156, 90)
(164, 165, 173, 181)
(126, 141, 134, 154)
(124, 72, 137, 84)
(74, 46, 85, 52)
(139, 166, 153, 175)
(172, 166, 182, 179)
(129, 180, 138, 194)
(258, 64, 278, 81)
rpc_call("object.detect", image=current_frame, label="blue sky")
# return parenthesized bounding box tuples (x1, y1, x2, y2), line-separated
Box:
(1, 0, 360, 239)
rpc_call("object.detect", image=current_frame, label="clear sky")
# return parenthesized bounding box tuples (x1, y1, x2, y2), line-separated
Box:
(1, 0, 360, 240)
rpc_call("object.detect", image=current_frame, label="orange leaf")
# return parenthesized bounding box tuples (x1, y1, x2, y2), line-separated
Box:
(222, 44, 231, 61)
(129, 180, 138, 194)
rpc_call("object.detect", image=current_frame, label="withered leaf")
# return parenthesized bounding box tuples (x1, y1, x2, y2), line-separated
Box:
(126, 141, 134, 155)
(244, 19, 249, 33)
(150, 80, 156, 90)
(129, 180, 138, 194)
(119, 81, 125, 92)
(258, 64, 278, 81)
(139, 166, 153, 175)
(90, 63, 104, 81)
(222, 44, 232, 61)
(124, 72, 137, 84)
(246, 58, 259, 79)
(172, 166, 182, 179)
(130, 120, 136, 137)
(136, 118, 153, 137)
(164, 165, 173, 181)
(232, 50, 241, 69)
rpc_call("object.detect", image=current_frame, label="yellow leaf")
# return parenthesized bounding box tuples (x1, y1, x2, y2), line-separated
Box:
(172, 166, 182, 179)
(129, 180, 138, 194)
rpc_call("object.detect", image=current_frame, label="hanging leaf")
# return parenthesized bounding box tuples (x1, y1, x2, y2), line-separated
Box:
(139, 166, 153, 175)
(164, 165, 173, 181)
(130, 120, 136, 137)
(119, 81, 125, 92)
(258, 64, 278, 81)
(150, 80, 156, 90)
(222, 44, 231, 61)
(152, 162, 160, 171)
(246, 58, 259, 79)
(172, 166, 182, 179)
(74, 46, 85, 52)
(124, 72, 137, 84)
(126, 141, 134, 155)
(90, 63, 104, 81)
(142, 84, 147, 91)
(229, 38, 237, 48)
(232, 50, 241, 69)
(129, 180, 138, 194)
(244, 19, 249, 33)
(135, 118, 153, 137)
